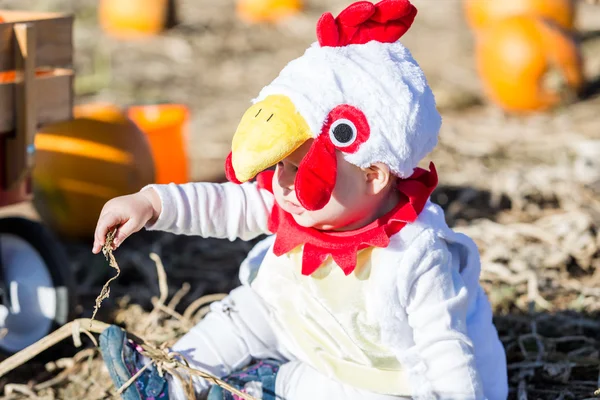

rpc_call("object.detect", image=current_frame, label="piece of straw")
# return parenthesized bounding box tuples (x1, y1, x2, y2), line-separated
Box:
(90, 230, 121, 328)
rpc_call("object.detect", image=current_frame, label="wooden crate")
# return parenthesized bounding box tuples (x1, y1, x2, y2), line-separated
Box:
(0, 68, 73, 133)
(0, 10, 73, 71)
(0, 10, 74, 196)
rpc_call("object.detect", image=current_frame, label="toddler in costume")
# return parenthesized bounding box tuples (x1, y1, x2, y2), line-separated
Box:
(93, 0, 509, 399)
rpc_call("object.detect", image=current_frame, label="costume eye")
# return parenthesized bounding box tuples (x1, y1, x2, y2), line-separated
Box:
(329, 119, 357, 148)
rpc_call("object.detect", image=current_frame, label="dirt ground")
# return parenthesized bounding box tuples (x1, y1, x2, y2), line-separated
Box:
(1, 0, 600, 399)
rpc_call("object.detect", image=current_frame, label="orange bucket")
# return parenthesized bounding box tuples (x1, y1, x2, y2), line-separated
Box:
(127, 104, 189, 184)
(73, 102, 129, 123)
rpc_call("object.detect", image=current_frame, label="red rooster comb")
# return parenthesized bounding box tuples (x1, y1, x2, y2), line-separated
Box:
(317, 0, 417, 47)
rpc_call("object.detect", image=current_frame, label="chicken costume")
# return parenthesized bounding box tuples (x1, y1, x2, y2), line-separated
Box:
(144, 1, 509, 399)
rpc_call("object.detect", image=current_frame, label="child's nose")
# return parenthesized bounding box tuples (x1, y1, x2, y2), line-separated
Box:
(277, 167, 295, 191)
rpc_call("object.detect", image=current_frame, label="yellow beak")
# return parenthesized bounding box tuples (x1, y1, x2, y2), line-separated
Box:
(231, 95, 313, 182)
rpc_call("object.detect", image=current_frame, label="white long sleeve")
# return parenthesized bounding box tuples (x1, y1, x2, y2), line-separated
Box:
(143, 181, 275, 241)
(403, 237, 485, 399)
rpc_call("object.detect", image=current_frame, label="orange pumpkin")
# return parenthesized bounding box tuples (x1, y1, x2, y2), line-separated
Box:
(236, 0, 303, 23)
(99, 0, 168, 39)
(0, 15, 5, 23)
(464, 0, 576, 32)
(32, 116, 155, 238)
(476, 15, 583, 113)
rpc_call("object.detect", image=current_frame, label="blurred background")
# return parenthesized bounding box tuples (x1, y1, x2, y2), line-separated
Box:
(1, 0, 600, 398)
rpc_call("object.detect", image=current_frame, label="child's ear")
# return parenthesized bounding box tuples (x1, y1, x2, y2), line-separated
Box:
(364, 163, 392, 195)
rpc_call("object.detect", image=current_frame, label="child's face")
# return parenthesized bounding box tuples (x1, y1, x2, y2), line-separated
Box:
(272, 140, 392, 231)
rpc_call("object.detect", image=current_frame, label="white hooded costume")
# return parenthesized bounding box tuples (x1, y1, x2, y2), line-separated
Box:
(145, 0, 509, 398)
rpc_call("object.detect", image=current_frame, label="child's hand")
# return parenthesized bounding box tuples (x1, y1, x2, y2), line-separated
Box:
(92, 188, 162, 254)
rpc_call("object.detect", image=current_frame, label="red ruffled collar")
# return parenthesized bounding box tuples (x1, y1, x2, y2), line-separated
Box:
(256, 162, 438, 276)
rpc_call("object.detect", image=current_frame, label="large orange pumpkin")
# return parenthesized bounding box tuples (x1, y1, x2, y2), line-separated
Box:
(32, 116, 155, 238)
(476, 15, 584, 113)
(99, 0, 168, 39)
(464, 0, 576, 32)
(236, 0, 303, 23)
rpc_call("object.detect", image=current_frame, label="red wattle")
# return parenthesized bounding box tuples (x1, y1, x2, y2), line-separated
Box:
(295, 136, 337, 211)
(225, 152, 242, 184)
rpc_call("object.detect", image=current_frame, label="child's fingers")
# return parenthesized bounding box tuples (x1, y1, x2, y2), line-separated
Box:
(93, 212, 118, 253)
(113, 218, 139, 247)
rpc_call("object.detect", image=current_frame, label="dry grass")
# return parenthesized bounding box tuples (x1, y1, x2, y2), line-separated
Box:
(1, 125, 600, 399)
(0, 249, 257, 400)
(90, 230, 120, 326)
(0, 0, 600, 399)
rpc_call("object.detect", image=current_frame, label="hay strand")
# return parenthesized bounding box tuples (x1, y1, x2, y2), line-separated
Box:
(90, 230, 121, 327)
(0, 319, 109, 379)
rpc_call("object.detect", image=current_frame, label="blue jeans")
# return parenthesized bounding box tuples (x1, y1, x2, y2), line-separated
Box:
(207, 359, 282, 400)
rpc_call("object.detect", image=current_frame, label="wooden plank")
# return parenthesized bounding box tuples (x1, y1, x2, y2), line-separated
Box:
(0, 69, 73, 135)
(36, 70, 73, 127)
(0, 10, 66, 22)
(0, 11, 73, 71)
(4, 23, 36, 190)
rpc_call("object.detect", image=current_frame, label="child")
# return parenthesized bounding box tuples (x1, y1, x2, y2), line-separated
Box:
(93, 0, 508, 399)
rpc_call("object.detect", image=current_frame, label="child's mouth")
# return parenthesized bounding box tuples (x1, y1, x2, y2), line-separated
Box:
(284, 200, 305, 215)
